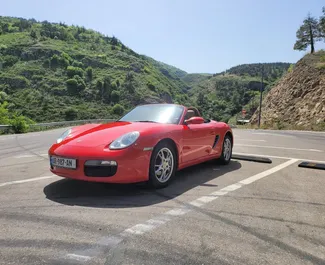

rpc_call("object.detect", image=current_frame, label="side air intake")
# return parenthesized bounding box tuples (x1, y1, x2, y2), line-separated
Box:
(212, 135, 219, 148)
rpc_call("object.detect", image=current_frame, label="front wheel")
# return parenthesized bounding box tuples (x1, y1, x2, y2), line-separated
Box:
(218, 134, 232, 165)
(148, 141, 176, 188)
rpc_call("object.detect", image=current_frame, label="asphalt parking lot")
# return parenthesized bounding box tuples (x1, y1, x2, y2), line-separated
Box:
(0, 128, 325, 265)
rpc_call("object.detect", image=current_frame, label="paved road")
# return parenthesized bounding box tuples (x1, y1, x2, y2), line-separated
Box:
(0, 128, 325, 265)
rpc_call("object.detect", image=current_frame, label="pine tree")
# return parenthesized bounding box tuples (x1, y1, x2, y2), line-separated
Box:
(294, 14, 321, 53)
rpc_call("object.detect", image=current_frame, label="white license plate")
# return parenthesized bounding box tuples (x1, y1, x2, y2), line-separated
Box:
(51, 156, 76, 169)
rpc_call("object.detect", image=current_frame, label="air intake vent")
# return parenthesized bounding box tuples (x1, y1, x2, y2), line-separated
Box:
(212, 135, 219, 148)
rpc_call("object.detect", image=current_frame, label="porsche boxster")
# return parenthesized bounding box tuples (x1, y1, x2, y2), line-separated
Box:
(48, 103, 234, 188)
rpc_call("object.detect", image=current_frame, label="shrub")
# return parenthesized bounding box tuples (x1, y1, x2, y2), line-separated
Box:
(64, 107, 78, 121)
(10, 115, 30, 133)
(112, 104, 125, 115)
(86, 66, 93, 79)
(67, 66, 84, 78)
(0, 91, 8, 103)
(111, 90, 120, 103)
(147, 82, 156, 91)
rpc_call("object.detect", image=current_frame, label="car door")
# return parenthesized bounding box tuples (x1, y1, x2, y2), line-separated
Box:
(181, 122, 216, 164)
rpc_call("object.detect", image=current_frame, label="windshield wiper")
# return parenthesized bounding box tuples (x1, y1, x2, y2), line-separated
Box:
(133, 120, 158, 123)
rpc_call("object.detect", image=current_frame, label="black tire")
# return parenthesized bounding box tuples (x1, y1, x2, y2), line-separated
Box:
(148, 141, 177, 188)
(218, 134, 232, 165)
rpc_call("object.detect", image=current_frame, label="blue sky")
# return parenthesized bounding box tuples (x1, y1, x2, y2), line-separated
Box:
(1, 0, 325, 73)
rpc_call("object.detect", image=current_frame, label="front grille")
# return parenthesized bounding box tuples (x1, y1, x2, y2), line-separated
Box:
(84, 165, 117, 177)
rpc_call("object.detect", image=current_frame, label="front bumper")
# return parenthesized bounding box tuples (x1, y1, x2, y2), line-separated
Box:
(48, 144, 152, 183)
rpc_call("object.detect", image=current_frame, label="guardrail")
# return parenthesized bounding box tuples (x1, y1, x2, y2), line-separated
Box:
(0, 118, 238, 132)
(0, 119, 116, 132)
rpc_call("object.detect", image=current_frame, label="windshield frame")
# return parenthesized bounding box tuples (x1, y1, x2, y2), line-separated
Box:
(118, 104, 186, 125)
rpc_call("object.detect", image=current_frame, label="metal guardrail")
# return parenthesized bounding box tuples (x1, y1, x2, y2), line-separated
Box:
(1, 118, 239, 131)
(0, 119, 116, 131)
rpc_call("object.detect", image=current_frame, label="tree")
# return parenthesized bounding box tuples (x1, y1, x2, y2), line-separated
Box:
(294, 14, 321, 53)
(30, 30, 37, 39)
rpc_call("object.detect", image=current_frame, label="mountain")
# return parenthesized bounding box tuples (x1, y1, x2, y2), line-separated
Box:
(0, 16, 292, 133)
(250, 51, 325, 130)
(186, 63, 291, 122)
(0, 16, 192, 124)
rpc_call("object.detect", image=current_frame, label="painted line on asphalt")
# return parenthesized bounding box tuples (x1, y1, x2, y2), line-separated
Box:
(233, 152, 325, 164)
(65, 159, 298, 263)
(66, 254, 92, 262)
(0, 176, 55, 187)
(236, 144, 323, 152)
(14, 153, 48, 159)
(252, 132, 296, 138)
(236, 139, 266, 142)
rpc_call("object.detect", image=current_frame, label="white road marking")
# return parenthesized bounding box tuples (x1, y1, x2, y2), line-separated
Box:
(124, 223, 155, 235)
(232, 152, 325, 164)
(66, 254, 91, 262)
(211, 190, 228, 196)
(219, 183, 242, 192)
(189, 200, 205, 207)
(0, 176, 55, 187)
(147, 218, 169, 226)
(252, 132, 296, 138)
(196, 195, 218, 203)
(239, 159, 298, 185)
(165, 207, 191, 216)
(236, 144, 323, 152)
(97, 235, 123, 246)
(14, 153, 48, 158)
(66, 159, 297, 262)
(236, 139, 266, 142)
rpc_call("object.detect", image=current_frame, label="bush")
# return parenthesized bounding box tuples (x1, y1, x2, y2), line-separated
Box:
(112, 104, 125, 115)
(67, 66, 84, 78)
(0, 91, 8, 103)
(0, 101, 10, 124)
(111, 90, 120, 103)
(10, 115, 30, 133)
(0, 73, 30, 89)
(64, 107, 78, 121)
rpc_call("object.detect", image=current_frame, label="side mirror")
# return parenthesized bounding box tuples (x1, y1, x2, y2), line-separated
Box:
(185, 116, 204, 125)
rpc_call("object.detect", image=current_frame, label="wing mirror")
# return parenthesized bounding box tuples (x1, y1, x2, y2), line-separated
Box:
(185, 116, 205, 125)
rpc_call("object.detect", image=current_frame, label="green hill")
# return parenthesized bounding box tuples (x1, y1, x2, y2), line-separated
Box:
(0, 16, 192, 125)
(187, 63, 291, 122)
(0, 16, 291, 132)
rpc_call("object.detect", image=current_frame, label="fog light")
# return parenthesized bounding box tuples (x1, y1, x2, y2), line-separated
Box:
(101, 161, 117, 166)
(85, 160, 117, 166)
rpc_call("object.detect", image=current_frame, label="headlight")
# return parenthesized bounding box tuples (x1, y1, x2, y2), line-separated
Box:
(56, 129, 71, 144)
(109, 131, 140, 150)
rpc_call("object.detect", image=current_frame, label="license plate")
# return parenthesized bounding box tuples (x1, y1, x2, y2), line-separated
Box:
(51, 156, 76, 169)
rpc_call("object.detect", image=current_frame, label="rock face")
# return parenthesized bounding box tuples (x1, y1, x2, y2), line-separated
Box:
(251, 52, 325, 129)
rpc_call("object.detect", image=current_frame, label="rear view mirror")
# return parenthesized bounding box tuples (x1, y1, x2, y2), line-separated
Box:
(185, 116, 204, 125)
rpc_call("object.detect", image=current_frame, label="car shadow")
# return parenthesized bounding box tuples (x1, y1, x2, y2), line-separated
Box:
(43, 160, 242, 208)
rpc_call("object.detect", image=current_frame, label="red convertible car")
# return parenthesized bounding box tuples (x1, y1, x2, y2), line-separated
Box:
(48, 104, 233, 188)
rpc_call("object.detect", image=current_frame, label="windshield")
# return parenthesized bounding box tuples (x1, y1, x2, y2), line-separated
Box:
(118, 104, 184, 124)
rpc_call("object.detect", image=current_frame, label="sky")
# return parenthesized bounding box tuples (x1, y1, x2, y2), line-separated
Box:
(1, 0, 325, 73)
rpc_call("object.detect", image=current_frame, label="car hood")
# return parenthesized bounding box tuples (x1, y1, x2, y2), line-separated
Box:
(62, 121, 168, 147)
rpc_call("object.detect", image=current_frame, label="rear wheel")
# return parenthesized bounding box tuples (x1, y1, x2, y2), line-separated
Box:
(218, 134, 232, 165)
(148, 141, 176, 188)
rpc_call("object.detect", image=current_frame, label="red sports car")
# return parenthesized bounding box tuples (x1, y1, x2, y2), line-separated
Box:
(48, 104, 234, 188)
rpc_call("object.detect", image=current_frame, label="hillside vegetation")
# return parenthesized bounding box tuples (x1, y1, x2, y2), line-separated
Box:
(187, 63, 291, 122)
(0, 16, 193, 128)
(251, 51, 325, 130)
(0, 16, 291, 132)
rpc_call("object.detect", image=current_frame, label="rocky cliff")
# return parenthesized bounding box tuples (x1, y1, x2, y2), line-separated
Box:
(251, 51, 325, 130)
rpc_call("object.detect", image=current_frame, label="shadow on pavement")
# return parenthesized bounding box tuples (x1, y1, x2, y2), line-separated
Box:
(43, 160, 242, 208)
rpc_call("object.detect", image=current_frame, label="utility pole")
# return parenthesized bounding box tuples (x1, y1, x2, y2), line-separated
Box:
(258, 65, 264, 128)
